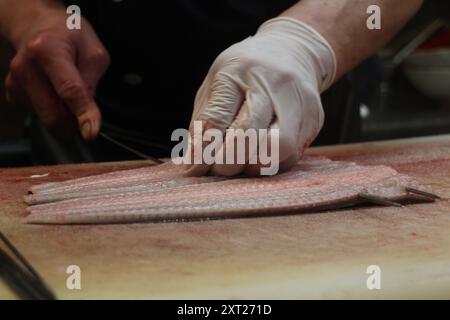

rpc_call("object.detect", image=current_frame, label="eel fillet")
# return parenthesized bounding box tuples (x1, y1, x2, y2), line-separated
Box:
(24, 157, 435, 225)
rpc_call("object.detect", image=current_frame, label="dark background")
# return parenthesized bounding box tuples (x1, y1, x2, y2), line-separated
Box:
(0, 1, 449, 167)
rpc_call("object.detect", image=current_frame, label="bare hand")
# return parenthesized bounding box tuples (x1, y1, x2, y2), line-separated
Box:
(5, 10, 109, 140)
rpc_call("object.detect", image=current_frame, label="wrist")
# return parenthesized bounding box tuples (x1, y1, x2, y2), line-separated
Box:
(1, 1, 66, 48)
(257, 17, 337, 93)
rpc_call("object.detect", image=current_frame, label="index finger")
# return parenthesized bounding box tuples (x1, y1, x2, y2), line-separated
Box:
(30, 41, 101, 140)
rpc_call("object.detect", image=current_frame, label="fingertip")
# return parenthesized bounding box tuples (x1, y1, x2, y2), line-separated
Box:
(210, 163, 245, 177)
(91, 111, 102, 138)
(77, 103, 102, 140)
(80, 120, 99, 141)
(243, 164, 264, 177)
(80, 120, 101, 141)
(80, 121, 93, 140)
(184, 164, 211, 177)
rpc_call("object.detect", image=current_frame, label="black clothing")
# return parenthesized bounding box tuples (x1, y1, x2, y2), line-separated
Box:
(71, 1, 298, 142)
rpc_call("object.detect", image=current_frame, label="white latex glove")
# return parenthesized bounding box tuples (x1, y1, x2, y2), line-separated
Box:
(187, 17, 336, 176)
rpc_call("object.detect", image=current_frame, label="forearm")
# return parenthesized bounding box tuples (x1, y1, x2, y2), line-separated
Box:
(281, 0, 424, 79)
(0, 0, 65, 46)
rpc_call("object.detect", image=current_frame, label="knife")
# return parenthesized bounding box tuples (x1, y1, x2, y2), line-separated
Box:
(0, 231, 56, 300)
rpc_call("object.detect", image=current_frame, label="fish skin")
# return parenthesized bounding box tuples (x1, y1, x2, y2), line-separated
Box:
(24, 157, 434, 225)
(24, 176, 225, 205)
(28, 161, 184, 195)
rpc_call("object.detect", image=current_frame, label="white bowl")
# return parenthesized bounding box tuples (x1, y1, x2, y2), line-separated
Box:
(404, 49, 450, 68)
(403, 49, 450, 99)
(403, 66, 450, 99)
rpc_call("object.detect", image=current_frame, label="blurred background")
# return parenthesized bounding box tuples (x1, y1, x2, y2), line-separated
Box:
(0, 39, 31, 167)
(0, 1, 449, 168)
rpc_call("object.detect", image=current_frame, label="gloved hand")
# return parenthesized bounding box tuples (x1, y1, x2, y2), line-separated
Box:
(187, 17, 336, 176)
(5, 7, 109, 140)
